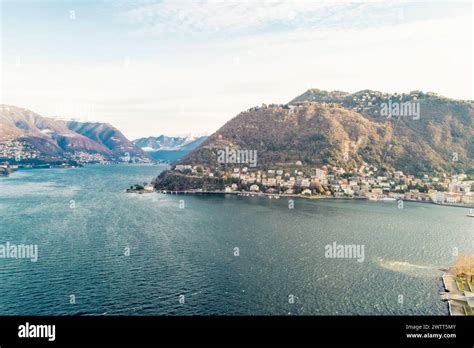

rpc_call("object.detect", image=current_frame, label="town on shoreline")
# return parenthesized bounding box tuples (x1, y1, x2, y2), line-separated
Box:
(3, 158, 471, 209)
(132, 161, 474, 208)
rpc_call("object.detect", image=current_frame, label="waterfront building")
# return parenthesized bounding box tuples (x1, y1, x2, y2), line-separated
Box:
(249, 185, 260, 192)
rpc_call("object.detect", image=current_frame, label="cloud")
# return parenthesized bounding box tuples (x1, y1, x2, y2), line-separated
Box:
(1, 0, 472, 138)
(119, 0, 404, 38)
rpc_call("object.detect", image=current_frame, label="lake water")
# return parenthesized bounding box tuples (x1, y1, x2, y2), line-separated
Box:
(0, 164, 472, 315)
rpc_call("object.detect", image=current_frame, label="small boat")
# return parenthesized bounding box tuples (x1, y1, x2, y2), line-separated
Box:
(468, 209, 474, 217)
(379, 197, 396, 202)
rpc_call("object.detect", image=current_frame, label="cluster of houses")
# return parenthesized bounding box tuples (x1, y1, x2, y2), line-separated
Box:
(66, 151, 110, 164)
(0, 140, 40, 161)
(429, 178, 474, 205)
(0, 141, 109, 165)
(174, 163, 474, 206)
(0, 140, 151, 165)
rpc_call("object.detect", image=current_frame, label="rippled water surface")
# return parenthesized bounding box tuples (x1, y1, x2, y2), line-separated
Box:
(1, 165, 472, 315)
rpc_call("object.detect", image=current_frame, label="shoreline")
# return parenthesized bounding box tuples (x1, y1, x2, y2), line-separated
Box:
(141, 189, 474, 208)
(441, 272, 454, 316)
(440, 269, 471, 316)
(3, 165, 472, 209)
(154, 189, 368, 200)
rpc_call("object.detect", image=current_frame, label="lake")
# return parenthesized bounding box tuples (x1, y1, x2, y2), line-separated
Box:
(0, 164, 472, 315)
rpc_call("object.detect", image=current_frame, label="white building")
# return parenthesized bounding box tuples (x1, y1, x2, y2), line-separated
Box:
(250, 184, 260, 192)
(315, 168, 326, 180)
(144, 184, 154, 192)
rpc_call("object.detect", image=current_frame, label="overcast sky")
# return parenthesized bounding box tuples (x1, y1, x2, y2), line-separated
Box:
(1, 0, 472, 139)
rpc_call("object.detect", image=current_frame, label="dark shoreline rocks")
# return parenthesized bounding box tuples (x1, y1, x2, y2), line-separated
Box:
(0, 167, 14, 177)
(125, 183, 155, 194)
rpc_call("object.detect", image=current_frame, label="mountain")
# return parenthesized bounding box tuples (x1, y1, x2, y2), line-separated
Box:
(67, 121, 144, 158)
(133, 135, 207, 162)
(288, 89, 473, 174)
(176, 89, 473, 176)
(0, 105, 147, 162)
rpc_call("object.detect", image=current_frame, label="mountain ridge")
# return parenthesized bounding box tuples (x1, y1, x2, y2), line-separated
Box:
(133, 134, 207, 162)
(176, 89, 473, 176)
(0, 105, 147, 162)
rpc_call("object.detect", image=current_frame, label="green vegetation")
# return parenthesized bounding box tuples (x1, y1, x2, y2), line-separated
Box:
(469, 279, 474, 293)
(463, 304, 473, 316)
(154, 171, 226, 192)
(455, 277, 465, 294)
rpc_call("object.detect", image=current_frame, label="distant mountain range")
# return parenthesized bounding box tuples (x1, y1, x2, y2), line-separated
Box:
(0, 105, 146, 162)
(133, 135, 207, 162)
(0, 105, 207, 165)
(177, 89, 473, 176)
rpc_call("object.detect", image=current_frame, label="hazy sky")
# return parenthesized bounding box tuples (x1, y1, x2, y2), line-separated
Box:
(1, 0, 472, 139)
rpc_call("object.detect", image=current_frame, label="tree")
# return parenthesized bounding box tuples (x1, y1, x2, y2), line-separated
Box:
(311, 181, 324, 194)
